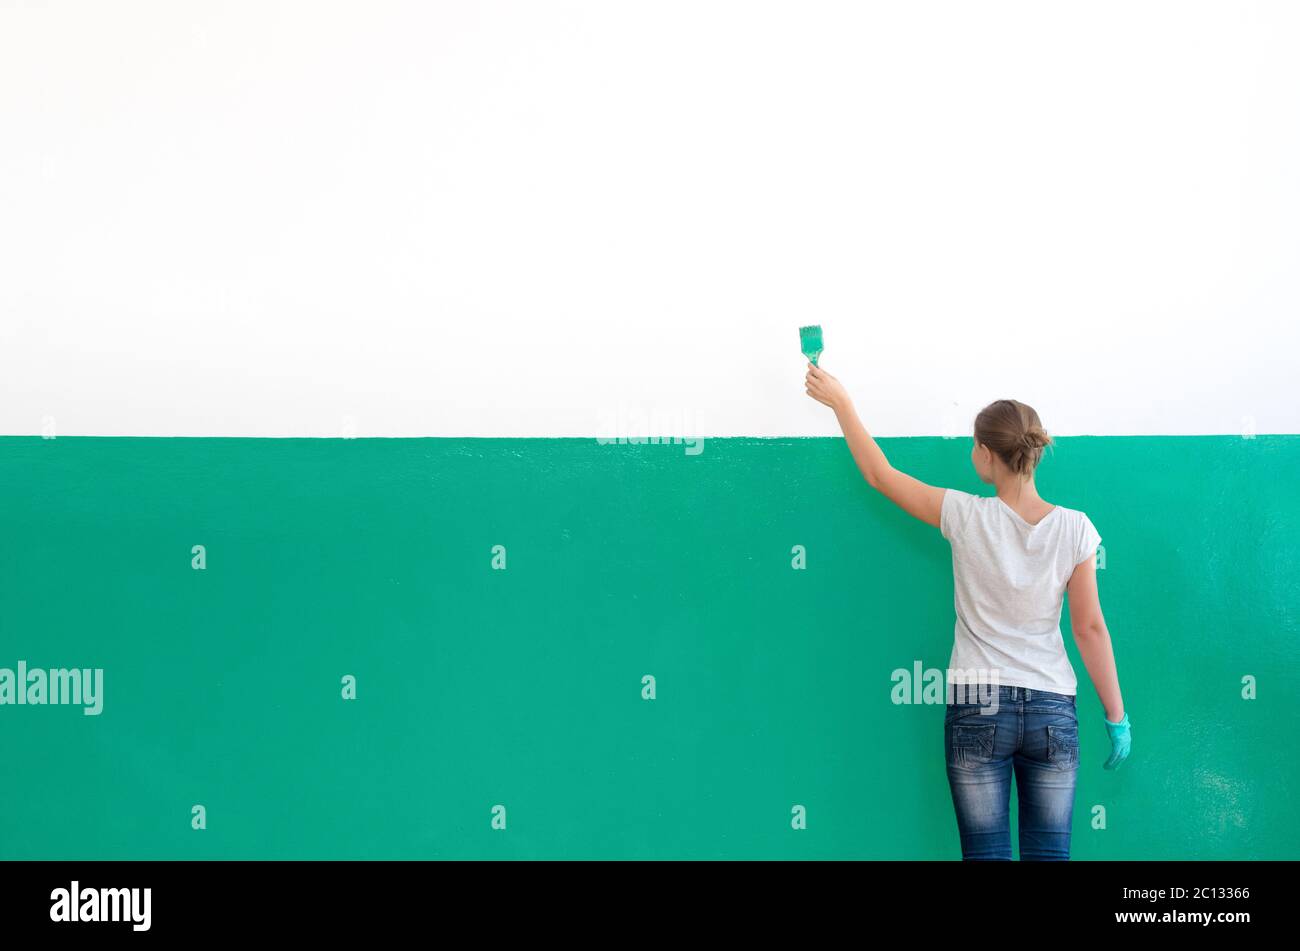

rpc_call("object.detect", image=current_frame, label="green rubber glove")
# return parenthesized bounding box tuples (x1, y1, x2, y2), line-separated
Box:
(1103, 712, 1131, 770)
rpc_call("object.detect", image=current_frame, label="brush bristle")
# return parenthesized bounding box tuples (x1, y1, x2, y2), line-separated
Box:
(799, 324, 823, 351)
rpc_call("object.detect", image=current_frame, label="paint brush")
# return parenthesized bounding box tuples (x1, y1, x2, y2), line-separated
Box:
(799, 324, 824, 366)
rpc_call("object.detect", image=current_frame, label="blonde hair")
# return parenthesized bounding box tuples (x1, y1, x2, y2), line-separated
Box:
(974, 399, 1052, 476)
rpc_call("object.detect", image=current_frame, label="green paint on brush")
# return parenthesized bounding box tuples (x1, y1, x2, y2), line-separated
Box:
(799, 324, 824, 365)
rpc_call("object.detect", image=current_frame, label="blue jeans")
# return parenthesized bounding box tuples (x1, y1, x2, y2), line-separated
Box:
(944, 685, 1079, 860)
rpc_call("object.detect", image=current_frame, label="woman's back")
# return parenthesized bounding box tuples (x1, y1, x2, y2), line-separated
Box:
(940, 489, 1101, 695)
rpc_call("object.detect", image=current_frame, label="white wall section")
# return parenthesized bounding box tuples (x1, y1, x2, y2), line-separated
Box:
(2, 1, 1297, 437)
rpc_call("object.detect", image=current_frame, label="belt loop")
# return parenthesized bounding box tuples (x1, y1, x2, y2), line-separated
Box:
(1025, 687, 1034, 701)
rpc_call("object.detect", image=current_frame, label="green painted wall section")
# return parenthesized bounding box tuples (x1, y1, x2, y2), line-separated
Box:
(1, 435, 1296, 859)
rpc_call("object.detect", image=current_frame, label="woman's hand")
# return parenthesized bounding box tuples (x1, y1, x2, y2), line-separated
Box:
(805, 363, 850, 412)
(1103, 712, 1131, 770)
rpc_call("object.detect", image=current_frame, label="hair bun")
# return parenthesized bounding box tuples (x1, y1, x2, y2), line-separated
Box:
(1022, 427, 1050, 449)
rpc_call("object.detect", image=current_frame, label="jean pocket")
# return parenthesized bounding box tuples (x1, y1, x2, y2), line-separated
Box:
(1046, 723, 1079, 770)
(948, 722, 996, 769)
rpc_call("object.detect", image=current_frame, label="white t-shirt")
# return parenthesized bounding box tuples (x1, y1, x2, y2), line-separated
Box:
(939, 488, 1102, 696)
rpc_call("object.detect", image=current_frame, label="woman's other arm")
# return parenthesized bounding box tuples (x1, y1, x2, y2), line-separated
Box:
(1066, 555, 1124, 722)
(1067, 556, 1131, 768)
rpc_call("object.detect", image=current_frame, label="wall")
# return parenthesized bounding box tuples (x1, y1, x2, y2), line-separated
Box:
(1, 434, 1297, 858)
(2, 1, 1299, 438)
(1, 2, 1298, 860)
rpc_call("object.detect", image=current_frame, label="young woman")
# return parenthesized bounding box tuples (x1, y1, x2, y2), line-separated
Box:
(804, 363, 1131, 861)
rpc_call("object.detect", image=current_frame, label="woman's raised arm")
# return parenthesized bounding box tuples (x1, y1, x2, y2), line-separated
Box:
(805, 363, 944, 528)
